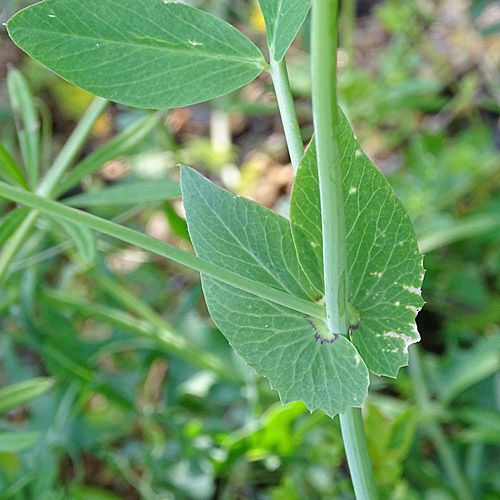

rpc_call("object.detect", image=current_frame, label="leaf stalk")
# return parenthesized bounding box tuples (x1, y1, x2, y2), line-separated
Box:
(0, 181, 326, 322)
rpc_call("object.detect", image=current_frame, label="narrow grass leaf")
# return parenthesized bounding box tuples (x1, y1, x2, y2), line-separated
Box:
(290, 110, 424, 378)
(0, 207, 31, 248)
(7, 0, 265, 109)
(63, 179, 181, 208)
(55, 112, 162, 197)
(181, 166, 368, 417)
(0, 141, 29, 188)
(258, 0, 312, 60)
(0, 377, 54, 413)
(54, 218, 97, 264)
(0, 432, 40, 453)
(7, 69, 40, 187)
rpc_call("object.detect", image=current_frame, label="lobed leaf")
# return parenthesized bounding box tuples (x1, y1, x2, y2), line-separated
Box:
(7, 0, 265, 109)
(181, 166, 369, 417)
(290, 109, 425, 378)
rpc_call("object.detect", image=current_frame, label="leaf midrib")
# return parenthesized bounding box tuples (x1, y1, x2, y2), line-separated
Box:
(9, 25, 264, 67)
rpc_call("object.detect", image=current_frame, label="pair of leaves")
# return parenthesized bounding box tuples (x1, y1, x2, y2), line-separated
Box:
(7, 0, 311, 108)
(182, 110, 424, 417)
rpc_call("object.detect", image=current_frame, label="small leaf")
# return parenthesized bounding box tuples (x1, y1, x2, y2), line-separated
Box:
(290, 109, 424, 378)
(258, 0, 312, 60)
(181, 166, 368, 417)
(0, 377, 54, 413)
(0, 207, 31, 248)
(0, 432, 40, 453)
(63, 179, 181, 207)
(0, 140, 29, 189)
(7, 68, 40, 187)
(7, 0, 265, 109)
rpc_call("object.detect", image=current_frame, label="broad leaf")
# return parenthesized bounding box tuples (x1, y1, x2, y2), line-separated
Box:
(63, 179, 180, 207)
(290, 110, 424, 377)
(7, 0, 265, 109)
(181, 166, 369, 417)
(259, 0, 312, 60)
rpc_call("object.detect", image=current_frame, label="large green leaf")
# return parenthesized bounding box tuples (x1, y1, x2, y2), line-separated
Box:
(290, 110, 424, 378)
(7, 0, 265, 109)
(258, 0, 312, 60)
(181, 166, 368, 417)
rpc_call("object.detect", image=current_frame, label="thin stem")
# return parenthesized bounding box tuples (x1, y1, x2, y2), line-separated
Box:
(270, 58, 304, 173)
(311, 1, 378, 498)
(0, 181, 326, 321)
(409, 346, 474, 500)
(339, 407, 378, 499)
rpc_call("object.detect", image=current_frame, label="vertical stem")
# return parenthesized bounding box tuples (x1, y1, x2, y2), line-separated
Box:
(311, 0, 348, 336)
(311, 1, 378, 498)
(340, 407, 379, 499)
(409, 346, 474, 500)
(270, 58, 304, 173)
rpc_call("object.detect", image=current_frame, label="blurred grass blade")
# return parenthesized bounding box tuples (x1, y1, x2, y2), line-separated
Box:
(0, 377, 54, 413)
(55, 112, 163, 197)
(0, 207, 30, 247)
(63, 179, 181, 208)
(0, 141, 29, 188)
(55, 218, 97, 264)
(439, 333, 500, 404)
(418, 214, 500, 253)
(7, 68, 40, 188)
(0, 431, 40, 453)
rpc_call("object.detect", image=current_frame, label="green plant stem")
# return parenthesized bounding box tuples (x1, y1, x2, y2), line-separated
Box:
(270, 58, 303, 173)
(311, 0, 348, 337)
(409, 346, 474, 500)
(311, 1, 377, 498)
(339, 407, 379, 499)
(0, 97, 108, 284)
(0, 181, 326, 321)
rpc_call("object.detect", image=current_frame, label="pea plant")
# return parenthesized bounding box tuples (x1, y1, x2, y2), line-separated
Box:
(1, 0, 424, 498)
